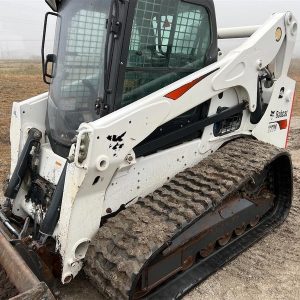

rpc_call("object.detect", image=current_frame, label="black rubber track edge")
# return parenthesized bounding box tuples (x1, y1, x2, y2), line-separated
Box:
(146, 154, 292, 299)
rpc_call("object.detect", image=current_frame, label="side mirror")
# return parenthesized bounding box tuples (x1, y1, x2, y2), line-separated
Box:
(42, 12, 59, 84)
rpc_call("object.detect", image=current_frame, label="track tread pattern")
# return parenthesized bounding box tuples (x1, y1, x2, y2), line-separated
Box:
(84, 138, 286, 299)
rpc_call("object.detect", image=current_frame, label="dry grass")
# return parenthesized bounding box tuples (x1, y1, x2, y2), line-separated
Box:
(0, 59, 299, 185)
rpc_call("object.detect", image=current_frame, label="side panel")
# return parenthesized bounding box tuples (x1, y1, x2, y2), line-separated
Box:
(103, 88, 244, 214)
(10, 93, 48, 172)
(10, 93, 49, 218)
(252, 77, 296, 148)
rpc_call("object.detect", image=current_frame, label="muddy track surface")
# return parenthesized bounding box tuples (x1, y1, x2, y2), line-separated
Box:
(1, 129, 300, 300)
(83, 137, 289, 299)
(185, 127, 300, 300)
(0, 129, 300, 300)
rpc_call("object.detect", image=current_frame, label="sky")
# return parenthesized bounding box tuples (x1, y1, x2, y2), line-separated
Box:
(0, 0, 299, 59)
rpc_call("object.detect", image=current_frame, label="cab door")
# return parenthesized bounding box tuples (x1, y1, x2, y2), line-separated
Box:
(116, 0, 218, 156)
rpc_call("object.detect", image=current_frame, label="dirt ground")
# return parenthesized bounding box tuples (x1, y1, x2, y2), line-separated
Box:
(0, 60, 300, 299)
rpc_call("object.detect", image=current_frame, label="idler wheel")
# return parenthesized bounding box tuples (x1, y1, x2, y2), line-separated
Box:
(182, 256, 195, 271)
(250, 215, 260, 227)
(218, 232, 232, 246)
(235, 223, 247, 236)
(200, 242, 215, 258)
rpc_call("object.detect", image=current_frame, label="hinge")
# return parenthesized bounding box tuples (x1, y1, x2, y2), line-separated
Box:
(111, 18, 122, 38)
(95, 97, 110, 116)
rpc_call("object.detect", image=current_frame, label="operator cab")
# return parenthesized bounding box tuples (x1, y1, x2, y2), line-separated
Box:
(44, 0, 218, 157)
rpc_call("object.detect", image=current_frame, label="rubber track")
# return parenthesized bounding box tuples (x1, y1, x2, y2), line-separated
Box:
(84, 138, 287, 299)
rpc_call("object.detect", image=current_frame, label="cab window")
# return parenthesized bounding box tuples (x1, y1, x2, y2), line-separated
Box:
(121, 0, 211, 107)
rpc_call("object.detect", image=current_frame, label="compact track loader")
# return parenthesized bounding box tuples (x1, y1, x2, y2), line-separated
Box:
(0, 0, 298, 298)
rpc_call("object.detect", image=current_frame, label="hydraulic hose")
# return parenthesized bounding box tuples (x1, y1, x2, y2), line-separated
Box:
(39, 163, 67, 242)
(5, 128, 42, 199)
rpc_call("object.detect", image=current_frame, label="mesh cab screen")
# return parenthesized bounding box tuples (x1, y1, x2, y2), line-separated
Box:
(122, 0, 211, 107)
(61, 10, 107, 104)
(47, 0, 111, 147)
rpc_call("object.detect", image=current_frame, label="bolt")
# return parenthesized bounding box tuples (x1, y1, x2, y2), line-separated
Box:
(33, 130, 42, 140)
(126, 154, 134, 164)
(256, 59, 263, 71)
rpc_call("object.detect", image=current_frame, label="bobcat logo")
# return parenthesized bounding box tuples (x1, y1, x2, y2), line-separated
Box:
(107, 132, 127, 157)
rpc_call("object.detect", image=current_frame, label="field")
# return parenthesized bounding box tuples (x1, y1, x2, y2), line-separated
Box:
(0, 60, 300, 299)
